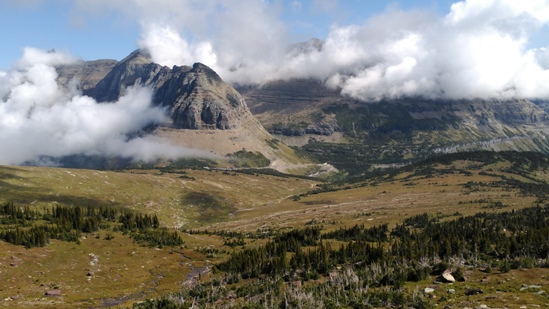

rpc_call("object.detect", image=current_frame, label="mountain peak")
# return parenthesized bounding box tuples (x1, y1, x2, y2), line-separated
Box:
(190, 62, 223, 83)
(82, 51, 250, 130)
(192, 62, 213, 71)
(288, 38, 324, 55)
(120, 49, 153, 65)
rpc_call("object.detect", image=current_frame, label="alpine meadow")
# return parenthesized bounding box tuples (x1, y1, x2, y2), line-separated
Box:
(2, 1, 549, 308)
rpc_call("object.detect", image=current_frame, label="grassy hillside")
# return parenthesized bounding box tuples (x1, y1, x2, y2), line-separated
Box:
(0, 166, 316, 229)
(207, 151, 549, 232)
(0, 151, 549, 308)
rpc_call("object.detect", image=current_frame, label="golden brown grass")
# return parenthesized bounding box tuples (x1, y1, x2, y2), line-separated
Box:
(206, 165, 538, 232)
(0, 159, 547, 308)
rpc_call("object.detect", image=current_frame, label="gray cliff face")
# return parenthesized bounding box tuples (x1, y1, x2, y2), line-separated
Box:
(237, 78, 343, 136)
(56, 59, 118, 91)
(69, 50, 250, 130)
(153, 62, 248, 129)
(240, 78, 549, 135)
(240, 77, 549, 158)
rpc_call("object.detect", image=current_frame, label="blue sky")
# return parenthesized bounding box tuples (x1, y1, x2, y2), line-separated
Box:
(282, 0, 455, 39)
(0, 0, 458, 70)
(0, 0, 138, 68)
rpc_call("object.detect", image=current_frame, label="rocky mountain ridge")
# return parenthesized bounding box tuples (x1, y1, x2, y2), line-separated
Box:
(242, 79, 549, 137)
(56, 59, 118, 91)
(239, 78, 549, 174)
(240, 79, 549, 139)
(56, 50, 549, 174)
(82, 50, 250, 130)
(55, 50, 313, 172)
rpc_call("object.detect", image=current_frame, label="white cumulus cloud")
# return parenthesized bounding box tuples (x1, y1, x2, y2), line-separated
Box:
(67, 0, 549, 101)
(0, 48, 200, 165)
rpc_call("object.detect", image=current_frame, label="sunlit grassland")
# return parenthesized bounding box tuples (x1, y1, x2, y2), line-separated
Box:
(1, 152, 549, 308)
(398, 267, 549, 308)
(0, 166, 317, 229)
(206, 161, 540, 232)
(0, 227, 247, 308)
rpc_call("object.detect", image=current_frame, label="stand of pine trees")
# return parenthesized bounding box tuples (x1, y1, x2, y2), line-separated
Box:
(132, 204, 549, 308)
(0, 202, 182, 249)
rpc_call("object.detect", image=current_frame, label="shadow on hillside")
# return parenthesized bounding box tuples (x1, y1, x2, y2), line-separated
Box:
(181, 191, 236, 223)
(0, 166, 37, 203)
(0, 166, 122, 208)
(0, 166, 28, 178)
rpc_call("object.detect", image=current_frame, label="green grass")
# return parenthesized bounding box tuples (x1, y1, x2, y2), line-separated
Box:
(0, 165, 317, 229)
(1, 151, 549, 308)
(182, 192, 236, 223)
(226, 149, 270, 168)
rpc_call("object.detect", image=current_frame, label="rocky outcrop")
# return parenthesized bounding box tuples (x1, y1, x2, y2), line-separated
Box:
(56, 59, 118, 91)
(238, 79, 346, 137)
(152, 62, 249, 129)
(54, 50, 314, 171)
(69, 50, 251, 130)
(238, 78, 344, 116)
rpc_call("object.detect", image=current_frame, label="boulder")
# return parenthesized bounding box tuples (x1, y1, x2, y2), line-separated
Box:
(441, 269, 455, 283)
(465, 288, 483, 296)
(45, 290, 62, 297)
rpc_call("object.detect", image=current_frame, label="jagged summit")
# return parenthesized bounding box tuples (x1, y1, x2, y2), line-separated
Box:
(288, 38, 324, 55)
(119, 49, 153, 65)
(55, 50, 313, 171)
(160, 61, 248, 129)
(82, 50, 250, 130)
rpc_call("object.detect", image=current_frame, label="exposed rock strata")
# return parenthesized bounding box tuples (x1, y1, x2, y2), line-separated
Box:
(61, 50, 252, 130)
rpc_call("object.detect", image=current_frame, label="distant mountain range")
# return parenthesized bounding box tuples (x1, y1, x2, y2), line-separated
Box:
(239, 79, 549, 174)
(56, 49, 549, 175)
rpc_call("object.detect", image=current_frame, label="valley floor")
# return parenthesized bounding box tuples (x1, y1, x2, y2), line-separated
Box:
(0, 151, 548, 308)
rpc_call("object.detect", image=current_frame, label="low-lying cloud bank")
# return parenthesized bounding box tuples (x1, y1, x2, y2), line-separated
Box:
(76, 0, 549, 101)
(0, 48, 202, 165)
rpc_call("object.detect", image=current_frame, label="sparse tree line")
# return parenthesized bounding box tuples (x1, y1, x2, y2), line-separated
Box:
(339, 150, 549, 186)
(182, 228, 274, 239)
(0, 202, 182, 248)
(214, 205, 548, 285)
(297, 150, 549, 203)
(391, 206, 549, 261)
(130, 203, 549, 308)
